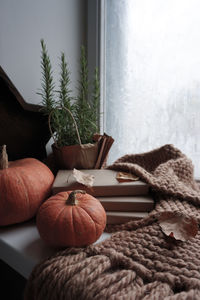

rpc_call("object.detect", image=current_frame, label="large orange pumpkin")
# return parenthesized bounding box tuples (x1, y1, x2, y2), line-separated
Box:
(36, 190, 107, 248)
(0, 145, 54, 226)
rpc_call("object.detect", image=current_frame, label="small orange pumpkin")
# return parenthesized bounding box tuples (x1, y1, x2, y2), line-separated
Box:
(36, 190, 107, 248)
(0, 145, 54, 226)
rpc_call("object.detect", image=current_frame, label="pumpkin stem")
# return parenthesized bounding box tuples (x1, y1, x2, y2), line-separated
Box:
(0, 145, 8, 169)
(66, 190, 86, 206)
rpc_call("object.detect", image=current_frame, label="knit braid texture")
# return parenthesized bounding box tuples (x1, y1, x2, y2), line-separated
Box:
(24, 144, 200, 300)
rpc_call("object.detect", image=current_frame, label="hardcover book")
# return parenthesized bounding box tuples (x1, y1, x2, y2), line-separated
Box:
(98, 195, 154, 212)
(52, 169, 149, 197)
(106, 211, 149, 225)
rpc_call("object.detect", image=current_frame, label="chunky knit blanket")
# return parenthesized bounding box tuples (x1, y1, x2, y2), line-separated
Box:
(24, 144, 200, 300)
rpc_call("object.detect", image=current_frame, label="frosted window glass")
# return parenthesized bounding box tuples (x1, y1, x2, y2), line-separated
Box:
(105, 0, 200, 176)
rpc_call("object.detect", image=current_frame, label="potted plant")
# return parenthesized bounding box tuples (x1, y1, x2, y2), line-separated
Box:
(38, 39, 102, 170)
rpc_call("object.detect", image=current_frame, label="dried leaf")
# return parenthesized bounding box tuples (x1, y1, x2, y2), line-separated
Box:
(116, 172, 139, 183)
(158, 212, 198, 242)
(73, 168, 94, 188)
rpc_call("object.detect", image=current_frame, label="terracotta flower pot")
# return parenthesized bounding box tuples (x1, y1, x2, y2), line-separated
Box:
(52, 142, 99, 170)
(49, 107, 113, 170)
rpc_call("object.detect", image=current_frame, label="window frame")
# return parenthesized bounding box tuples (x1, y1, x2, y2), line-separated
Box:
(87, 0, 106, 133)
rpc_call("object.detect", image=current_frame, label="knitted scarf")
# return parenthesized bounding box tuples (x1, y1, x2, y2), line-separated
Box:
(24, 144, 200, 300)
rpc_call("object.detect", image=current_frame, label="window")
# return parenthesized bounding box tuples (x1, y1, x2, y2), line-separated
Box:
(89, 0, 200, 177)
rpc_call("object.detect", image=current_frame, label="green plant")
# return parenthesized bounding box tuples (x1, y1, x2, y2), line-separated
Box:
(38, 40, 100, 147)
(76, 46, 100, 144)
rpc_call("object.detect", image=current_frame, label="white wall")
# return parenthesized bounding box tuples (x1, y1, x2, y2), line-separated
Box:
(0, 0, 86, 104)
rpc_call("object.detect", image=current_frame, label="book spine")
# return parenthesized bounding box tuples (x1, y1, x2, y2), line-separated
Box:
(52, 184, 149, 197)
(98, 199, 154, 212)
(106, 212, 148, 225)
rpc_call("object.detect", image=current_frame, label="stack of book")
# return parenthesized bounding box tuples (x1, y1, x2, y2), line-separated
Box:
(52, 169, 154, 225)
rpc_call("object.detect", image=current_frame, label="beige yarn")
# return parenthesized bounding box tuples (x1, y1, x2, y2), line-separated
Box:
(24, 144, 200, 300)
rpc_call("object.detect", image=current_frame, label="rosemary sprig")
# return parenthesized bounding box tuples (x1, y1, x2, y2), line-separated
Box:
(38, 39, 55, 114)
(38, 41, 100, 147)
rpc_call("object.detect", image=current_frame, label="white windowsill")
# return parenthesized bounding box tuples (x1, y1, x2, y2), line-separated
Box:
(0, 219, 110, 279)
(1, 177, 199, 280)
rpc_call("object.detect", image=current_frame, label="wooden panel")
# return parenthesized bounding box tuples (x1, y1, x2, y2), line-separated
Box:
(0, 66, 51, 161)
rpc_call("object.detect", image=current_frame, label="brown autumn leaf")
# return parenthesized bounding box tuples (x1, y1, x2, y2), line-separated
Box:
(116, 171, 139, 183)
(73, 168, 94, 188)
(158, 211, 198, 242)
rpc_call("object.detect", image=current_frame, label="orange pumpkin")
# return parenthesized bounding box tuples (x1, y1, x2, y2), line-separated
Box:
(0, 145, 54, 226)
(36, 190, 107, 248)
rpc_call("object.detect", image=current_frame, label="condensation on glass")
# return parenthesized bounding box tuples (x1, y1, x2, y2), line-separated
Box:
(105, 0, 200, 176)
